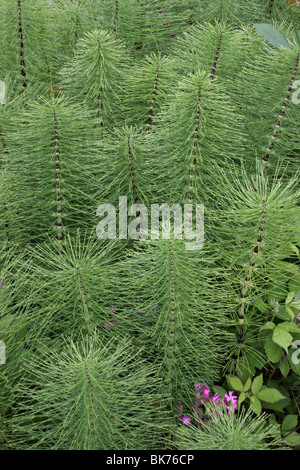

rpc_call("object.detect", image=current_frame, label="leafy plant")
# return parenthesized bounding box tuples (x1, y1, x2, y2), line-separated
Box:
(0, 0, 299, 450)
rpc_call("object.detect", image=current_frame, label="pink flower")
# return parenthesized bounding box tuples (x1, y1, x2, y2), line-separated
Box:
(224, 391, 238, 414)
(226, 402, 237, 415)
(202, 386, 210, 397)
(212, 392, 220, 403)
(178, 401, 183, 412)
(224, 391, 237, 404)
(181, 416, 191, 425)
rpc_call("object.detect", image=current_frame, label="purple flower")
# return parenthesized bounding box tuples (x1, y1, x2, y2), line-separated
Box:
(212, 392, 220, 403)
(180, 416, 191, 425)
(224, 391, 238, 414)
(224, 391, 238, 405)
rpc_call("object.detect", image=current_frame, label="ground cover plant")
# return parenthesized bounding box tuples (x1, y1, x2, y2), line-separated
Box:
(0, 0, 300, 451)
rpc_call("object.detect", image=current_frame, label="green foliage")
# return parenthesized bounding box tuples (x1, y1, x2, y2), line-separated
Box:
(3, 333, 166, 450)
(0, 0, 299, 451)
(174, 405, 286, 450)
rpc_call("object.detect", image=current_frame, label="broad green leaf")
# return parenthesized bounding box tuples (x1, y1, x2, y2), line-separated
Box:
(286, 306, 296, 321)
(212, 386, 227, 398)
(260, 321, 276, 331)
(243, 377, 251, 392)
(279, 321, 300, 333)
(286, 291, 295, 305)
(226, 375, 244, 392)
(272, 326, 293, 352)
(257, 388, 285, 403)
(284, 432, 300, 447)
(279, 358, 290, 377)
(253, 24, 290, 49)
(249, 395, 262, 415)
(265, 337, 282, 363)
(275, 305, 292, 321)
(238, 391, 246, 406)
(282, 415, 298, 433)
(251, 373, 263, 395)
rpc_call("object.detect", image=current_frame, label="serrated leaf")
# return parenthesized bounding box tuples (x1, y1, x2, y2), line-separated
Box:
(282, 415, 298, 433)
(238, 391, 246, 406)
(272, 326, 293, 352)
(265, 337, 282, 363)
(253, 24, 290, 49)
(286, 291, 295, 305)
(243, 377, 251, 392)
(251, 373, 263, 395)
(260, 321, 276, 331)
(226, 375, 244, 392)
(249, 395, 262, 415)
(279, 322, 300, 333)
(285, 306, 296, 320)
(284, 432, 300, 447)
(279, 358, 290, 377)
(257, 388, 285, 403)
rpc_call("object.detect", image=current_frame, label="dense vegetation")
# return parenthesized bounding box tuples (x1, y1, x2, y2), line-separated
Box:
(0, 0, 300, 450)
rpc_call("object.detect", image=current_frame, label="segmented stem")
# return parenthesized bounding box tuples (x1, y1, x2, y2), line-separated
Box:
(262, 52, 299, 164)
(127, 135, 139, 204)
(113, 0, 119, 33)
(146, 59, 160, 127)
(17, 0, 27, 89)
(237, 201, 267, 341)
(52, 105, 63, 242)
(165, 240, 177, 393)
(154, 1, 175, 38)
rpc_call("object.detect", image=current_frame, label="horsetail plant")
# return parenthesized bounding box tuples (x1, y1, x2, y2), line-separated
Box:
(0, 0, 299, 451)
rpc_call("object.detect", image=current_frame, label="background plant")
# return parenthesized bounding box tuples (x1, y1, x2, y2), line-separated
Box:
(0, 0, 299, 450)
